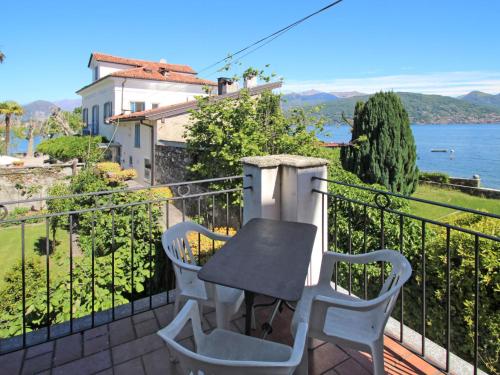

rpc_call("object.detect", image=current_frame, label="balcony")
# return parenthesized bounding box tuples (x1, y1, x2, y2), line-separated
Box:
(0, 296, 441, 374)
(0, 155, 497, 374)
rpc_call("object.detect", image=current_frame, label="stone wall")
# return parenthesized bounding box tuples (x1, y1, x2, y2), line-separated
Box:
(0, 164, 81, 212)
(421, 181, 500, 199)
(154, 143, 191, 186)
(154, 143, 242, 227)
(449, 176, 481, 188)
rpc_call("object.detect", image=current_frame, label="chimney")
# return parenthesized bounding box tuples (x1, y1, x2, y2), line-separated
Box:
(217, 77, 239, 95)
(243, 75, 258, 89)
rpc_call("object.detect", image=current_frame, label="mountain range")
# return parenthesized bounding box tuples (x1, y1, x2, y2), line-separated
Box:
(282, 90, 500, 124)
(21, 98, 81, 122)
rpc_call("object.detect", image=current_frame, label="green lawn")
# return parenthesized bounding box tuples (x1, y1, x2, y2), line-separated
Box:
(0, 223, 71, 286)
(409, 184, 500, 220)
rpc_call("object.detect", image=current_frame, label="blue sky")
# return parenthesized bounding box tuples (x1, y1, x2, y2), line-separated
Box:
(1, 0, 500, 103)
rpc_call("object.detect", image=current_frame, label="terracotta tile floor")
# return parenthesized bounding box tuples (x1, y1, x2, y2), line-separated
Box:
(0, 298, 441, 374)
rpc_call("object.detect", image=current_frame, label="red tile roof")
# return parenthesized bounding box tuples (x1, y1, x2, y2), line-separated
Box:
(108, 81, 283, 123)
(110, 66, 217, 86)
(77, 53, 216, 93)
(89, 52, 195, 74)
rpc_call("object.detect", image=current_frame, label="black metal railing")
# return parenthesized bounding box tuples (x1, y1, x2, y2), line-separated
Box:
(0, 176, 243, 354)
(312, 177, 500, 375)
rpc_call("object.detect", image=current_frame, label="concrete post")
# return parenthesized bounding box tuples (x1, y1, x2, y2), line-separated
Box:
(241, 155, 328, 285)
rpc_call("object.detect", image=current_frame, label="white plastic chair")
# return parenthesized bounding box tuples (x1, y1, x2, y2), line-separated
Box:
(158, 300, 309, 375)
(292, 249, 412, 375)
(162, 221, 244, 329)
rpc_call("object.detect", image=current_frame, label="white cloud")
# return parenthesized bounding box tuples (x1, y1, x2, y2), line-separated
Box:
(281, 71, 500, 96)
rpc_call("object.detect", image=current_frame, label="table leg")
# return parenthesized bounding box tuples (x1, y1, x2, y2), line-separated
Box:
(244, 291, 255, 335)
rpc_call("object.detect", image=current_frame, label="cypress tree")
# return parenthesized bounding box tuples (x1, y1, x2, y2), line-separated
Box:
(340, 92, 418, 195)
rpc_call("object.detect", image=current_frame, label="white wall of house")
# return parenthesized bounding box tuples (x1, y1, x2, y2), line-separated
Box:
(113, 122, 153, 183)
(78, 58, 212, 185)
(156, 113, 192, 143)
(80, 80, 116, 140)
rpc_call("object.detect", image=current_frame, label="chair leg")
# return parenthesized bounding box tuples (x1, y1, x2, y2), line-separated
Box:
(251, 306, 256, 330)
(370, 340, 386, 375)
(215, 303, 230, 330)
(174, 295, 183, 316)
(294, 345, 309, 375)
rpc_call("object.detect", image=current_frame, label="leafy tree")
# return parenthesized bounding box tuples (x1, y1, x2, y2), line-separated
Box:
(186, 86, 325, 190)
(43, 107, 84, 136)
(36, 135, 103, 163)
(0, 101, 24, 154)
(340, 92, 418, 195)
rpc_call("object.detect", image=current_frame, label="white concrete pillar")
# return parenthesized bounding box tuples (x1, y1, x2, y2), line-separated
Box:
(241, 155, 328, 285)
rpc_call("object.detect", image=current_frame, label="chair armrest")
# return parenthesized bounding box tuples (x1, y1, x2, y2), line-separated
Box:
(322, 250, 391, 265)
(288, 322, 309, 366)
(157, 300, 199, 341)
(197, 226, 232, 242)
(170, 257, 201, 273)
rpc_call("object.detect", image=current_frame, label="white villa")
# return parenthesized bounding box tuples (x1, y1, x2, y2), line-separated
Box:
(77, 52, 281, 184)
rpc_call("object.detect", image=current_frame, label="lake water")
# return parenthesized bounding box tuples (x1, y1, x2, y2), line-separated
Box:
(321, 124, 500, 189)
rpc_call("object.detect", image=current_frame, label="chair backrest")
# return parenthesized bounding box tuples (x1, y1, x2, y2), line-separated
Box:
(372, 250, 412, 331)
(161, 221, 206, 292)
(159, 300, 306, 375)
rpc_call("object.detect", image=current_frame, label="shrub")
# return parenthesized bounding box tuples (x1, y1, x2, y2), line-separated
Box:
(0, 258, 47, 336)
(150, 186, 173, 200)
(419, 171, 450, 184)
(36, 135, 103, 163)
(187, 227, 237, 264)
(107, 169, 137, 184)
(96, 162, 121, 175)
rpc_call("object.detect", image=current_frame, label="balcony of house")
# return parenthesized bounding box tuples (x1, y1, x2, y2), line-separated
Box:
(0, 155, 497, 375)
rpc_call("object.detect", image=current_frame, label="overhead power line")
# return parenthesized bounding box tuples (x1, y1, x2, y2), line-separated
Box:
(197, 0, 345, 75)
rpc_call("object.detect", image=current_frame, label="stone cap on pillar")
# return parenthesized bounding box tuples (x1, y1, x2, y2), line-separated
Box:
(241, 154, 329, 169)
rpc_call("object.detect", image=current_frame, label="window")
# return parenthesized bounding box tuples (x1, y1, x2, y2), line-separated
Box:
(152, 103, 159, 109)
(129, 156, 133, 166)
(93, 66, 99, 81)
(92, 105, 99, 135)
(130, 101, 145, 112)
(103, 101, 113, 122)
(134, 123, 141, 148)
(144, 158, 151, 180)
(82, 108, 88, 126)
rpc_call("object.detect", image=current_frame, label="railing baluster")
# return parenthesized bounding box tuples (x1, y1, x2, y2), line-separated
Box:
(226, 192, 229, 235)
(111, 209, 115, 320)
(363, 206, 368, 300)
(399, 214, 404, 342)
(348, 202, 352, 295)
(45, 218, 51, 339)
(333, 197, 338, 290)
(131, 207, 135, 315)
(212, 195, 215, 255)
(197, 197, 201, 263)
(21, 221, 26, 348)
(322, 194, 325, 254)
(165, 201, 170, 229)
(182, 199, 186, 222)
(421, 221, 426, 357)
(474, 235, 479, 375)
(69, 214, 74, 333)
(445, 227, 451, 372)
(148, 203, 153, 309)
(91, 212, 96, 327)
(380, 208, 385, 286)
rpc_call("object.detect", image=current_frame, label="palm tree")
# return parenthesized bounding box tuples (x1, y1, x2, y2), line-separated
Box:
(0, 51, 5, 63)
(0, 101, 24, 155)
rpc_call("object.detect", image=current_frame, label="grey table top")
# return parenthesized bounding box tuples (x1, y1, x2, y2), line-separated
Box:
(198, 218, 317, 301)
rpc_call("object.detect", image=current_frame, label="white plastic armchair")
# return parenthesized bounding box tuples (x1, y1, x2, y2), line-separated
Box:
(158, 300, 309, 375)
(292, 249, 412, 375)
(162, 221, 244, 329)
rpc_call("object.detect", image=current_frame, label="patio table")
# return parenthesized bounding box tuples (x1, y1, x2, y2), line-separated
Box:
(198, 218, 317, 335)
